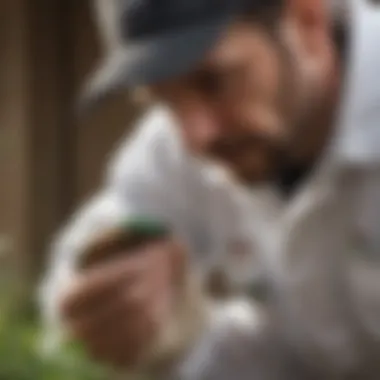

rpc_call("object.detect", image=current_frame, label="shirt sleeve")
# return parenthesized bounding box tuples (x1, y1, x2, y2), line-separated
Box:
(38, 107, 281, 380)
(38, 106, 191, 351)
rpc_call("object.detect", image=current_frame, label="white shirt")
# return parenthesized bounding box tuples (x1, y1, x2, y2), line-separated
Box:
(40, 1, 380, 378)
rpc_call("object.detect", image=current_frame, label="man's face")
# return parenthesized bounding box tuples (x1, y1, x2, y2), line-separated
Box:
(150, 1, 336, 185)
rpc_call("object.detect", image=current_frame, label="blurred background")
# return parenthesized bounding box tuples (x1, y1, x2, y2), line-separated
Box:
(0, 1, 359, 378)
(0, 1, 138, 378)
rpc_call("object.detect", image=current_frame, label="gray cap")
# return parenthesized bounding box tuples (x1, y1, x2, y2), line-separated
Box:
(79, 0, 246, 111)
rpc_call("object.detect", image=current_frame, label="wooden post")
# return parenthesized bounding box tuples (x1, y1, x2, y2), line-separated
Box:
(0, 0, 75, 301)
(0, 0, 139, 307)
(0, 0, 42, 307)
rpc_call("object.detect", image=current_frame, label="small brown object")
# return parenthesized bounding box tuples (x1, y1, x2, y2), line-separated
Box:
(78, 218, 170, 270)
(78, 227, 134, 269)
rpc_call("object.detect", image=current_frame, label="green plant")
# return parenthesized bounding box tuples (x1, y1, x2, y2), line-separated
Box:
(0, 315, 111, 380)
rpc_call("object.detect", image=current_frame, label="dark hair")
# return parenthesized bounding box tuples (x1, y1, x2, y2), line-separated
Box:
(239, 0, 285, 29)
(244, 0, 284, 17)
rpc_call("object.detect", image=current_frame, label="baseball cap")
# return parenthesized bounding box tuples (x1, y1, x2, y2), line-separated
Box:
(79, 0, 249, 111)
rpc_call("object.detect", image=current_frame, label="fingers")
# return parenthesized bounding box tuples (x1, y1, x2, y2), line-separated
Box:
(167, 239, 188, 286)
(69, 284, 158, 367)
(87, 312, 158, 368)
(59, 237, 188, 368)
(61, 254, 143, 320)
(67, 279, 162, 368)
(61, 241, 173, 318)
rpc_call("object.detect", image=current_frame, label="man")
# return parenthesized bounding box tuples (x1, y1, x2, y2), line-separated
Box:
(40, 0, 380, 379)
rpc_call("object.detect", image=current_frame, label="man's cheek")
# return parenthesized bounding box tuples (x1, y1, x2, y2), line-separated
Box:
(238, 102, 285, 142)
(180, 125, 218, 155)
(179, 128, 204, 154)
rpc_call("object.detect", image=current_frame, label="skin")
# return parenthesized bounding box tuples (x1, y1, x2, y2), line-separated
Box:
(151, 1, 340, 185)
(62, 239, 186, 367)
(61, 0, 342, 369)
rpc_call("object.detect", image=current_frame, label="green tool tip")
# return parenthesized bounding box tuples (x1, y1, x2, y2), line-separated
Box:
(122, 216, 170, 237)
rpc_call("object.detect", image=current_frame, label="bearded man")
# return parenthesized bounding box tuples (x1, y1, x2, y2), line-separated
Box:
(41, 0, 380, 379)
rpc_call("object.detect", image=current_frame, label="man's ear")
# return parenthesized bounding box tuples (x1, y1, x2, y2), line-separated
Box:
(284, 0, 330, 56)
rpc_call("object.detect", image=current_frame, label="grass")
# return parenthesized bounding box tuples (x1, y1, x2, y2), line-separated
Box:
(0, 312, 111, 380)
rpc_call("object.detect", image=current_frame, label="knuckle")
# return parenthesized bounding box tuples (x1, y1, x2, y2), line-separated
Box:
(121, 349, 142, 368)
(123, 304, 148, 326)
(59, 292, 78, 319)
(123, 288, 143, 308)
(87, 342, 110, 363)
(85, 336, 126, 366)
(125, 311, 152, 336)
(76, 318, 156, 368)
(69, 320, 94, 342)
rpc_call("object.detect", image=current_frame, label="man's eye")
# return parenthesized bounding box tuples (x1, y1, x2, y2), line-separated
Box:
(193, 67, 247, 100)
(193, 73, 223, 96)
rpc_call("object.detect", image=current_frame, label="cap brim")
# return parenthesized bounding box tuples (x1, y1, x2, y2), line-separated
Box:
(77, 17, 230, 113)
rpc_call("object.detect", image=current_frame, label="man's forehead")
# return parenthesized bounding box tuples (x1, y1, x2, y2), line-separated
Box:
(202, 23, 274, 69)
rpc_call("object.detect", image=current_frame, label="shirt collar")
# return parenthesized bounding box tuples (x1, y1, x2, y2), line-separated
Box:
(332, 0, 380, 167)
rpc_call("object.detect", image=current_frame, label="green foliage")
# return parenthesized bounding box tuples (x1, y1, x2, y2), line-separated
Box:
(0, 315, 111, 380)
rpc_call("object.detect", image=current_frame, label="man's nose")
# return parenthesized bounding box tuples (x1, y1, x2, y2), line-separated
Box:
(179, 102, 224, 151)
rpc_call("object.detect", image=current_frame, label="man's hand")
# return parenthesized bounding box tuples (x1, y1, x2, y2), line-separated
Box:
(60, 239, 186, 369)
